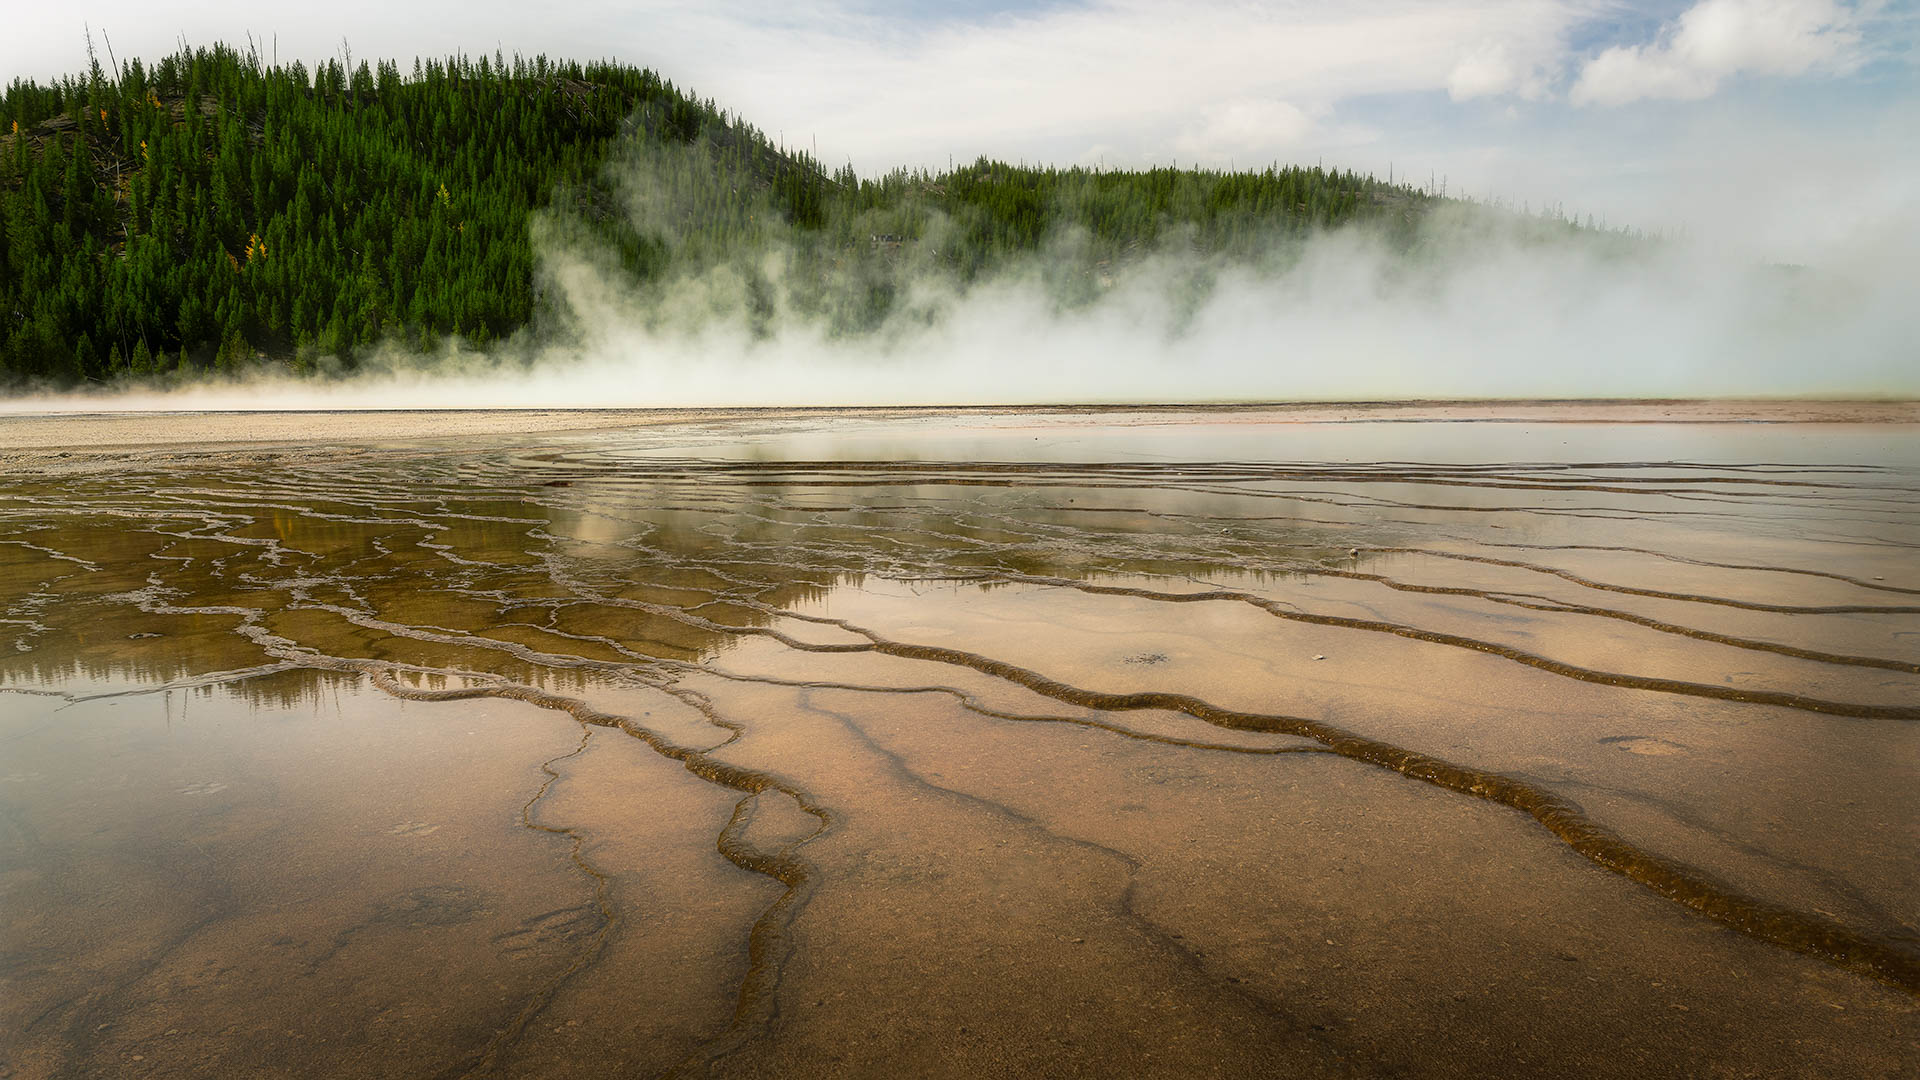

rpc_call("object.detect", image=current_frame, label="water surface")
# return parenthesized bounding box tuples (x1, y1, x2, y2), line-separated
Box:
(3, 410, 1916, 1078)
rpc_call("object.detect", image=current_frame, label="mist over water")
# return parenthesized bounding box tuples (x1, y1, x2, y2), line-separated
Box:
(537, 227, 1913, 406)
(5, 148, 1915, 413)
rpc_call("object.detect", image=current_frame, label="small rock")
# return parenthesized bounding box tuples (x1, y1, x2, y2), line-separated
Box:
(1313, 654, 1325, 660)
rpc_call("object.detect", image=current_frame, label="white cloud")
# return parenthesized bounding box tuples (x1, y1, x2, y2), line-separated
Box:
(1446, 41, 1557, 101)
(5, 2, 1912, 259)
(1448, 43, 1524, 100)
(1571, 0, 1867, 106)
(2, 2, 1593, 168)
(286, 1, 1574, 172)
(1173, 99, 1316, 163)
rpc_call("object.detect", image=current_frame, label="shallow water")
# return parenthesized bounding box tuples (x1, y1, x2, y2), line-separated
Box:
(2, 411, 1917, 1078)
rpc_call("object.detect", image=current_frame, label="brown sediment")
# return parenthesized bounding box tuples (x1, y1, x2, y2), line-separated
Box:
(1453, 539, 1920, 595)
(788, 686, 1354, 1067)
(329, 578, 1920, 994)
(1526, 771, 1918, 945)
(5, 409, 1918, 1076)
(819, 626, 1920, 994)
(352, 666, 834, 1074)
(651, 659, 1339, 757)
(54, 566, 833, 1073)
(1357, 546, 1920, 614)
(450, 723, 614, 1079)
(1260, 565, 1920, 674)
(909, 572, 1920, 719)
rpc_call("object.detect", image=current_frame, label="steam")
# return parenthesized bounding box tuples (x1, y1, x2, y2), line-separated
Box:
(4, 135, 1915, 413)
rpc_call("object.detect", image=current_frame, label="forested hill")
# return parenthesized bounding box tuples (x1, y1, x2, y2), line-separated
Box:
(2, 44, 1579, 385)
(1, 45, 791, 381)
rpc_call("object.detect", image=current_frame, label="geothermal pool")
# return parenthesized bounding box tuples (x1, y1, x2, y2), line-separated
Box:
(2, 406, 1916, 1078)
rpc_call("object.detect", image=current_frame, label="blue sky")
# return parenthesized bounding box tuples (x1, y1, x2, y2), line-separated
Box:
(5, 1, 1914, 263)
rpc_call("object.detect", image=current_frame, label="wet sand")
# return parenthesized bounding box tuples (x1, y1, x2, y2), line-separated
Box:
(0, 398, 1913, 460)
(1, 404, 1916, 1078)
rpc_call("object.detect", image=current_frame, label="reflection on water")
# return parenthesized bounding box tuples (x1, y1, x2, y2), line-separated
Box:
(3, 413, 1918, 1078)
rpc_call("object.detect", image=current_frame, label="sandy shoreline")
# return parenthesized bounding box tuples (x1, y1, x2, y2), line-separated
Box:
(1, 399, 1914, 457)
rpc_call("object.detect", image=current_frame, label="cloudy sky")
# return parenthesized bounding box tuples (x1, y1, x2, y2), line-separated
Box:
(5, 1, 1913, 263)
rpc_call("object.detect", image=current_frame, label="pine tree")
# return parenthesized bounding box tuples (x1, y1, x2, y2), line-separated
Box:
(1, 41, 1612, 388)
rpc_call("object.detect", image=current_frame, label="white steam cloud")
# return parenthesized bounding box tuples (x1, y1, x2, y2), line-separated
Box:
(3, 134, 1915, 414)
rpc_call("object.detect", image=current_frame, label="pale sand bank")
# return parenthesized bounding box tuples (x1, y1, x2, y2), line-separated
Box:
(2, 399, 1914, 460)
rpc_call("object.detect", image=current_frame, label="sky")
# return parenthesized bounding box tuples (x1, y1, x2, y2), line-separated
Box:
(3, 1, 1914, 265)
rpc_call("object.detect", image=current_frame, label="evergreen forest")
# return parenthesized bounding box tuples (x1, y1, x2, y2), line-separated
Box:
(0, 43, 1626, 385)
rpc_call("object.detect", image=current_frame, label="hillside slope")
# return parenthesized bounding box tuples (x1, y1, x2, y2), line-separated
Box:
(1, 45, 1613, 385)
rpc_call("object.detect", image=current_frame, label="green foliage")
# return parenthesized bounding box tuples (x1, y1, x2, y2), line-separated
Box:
(0, 43, 1639, 385)
(0, 44, 733, 382)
